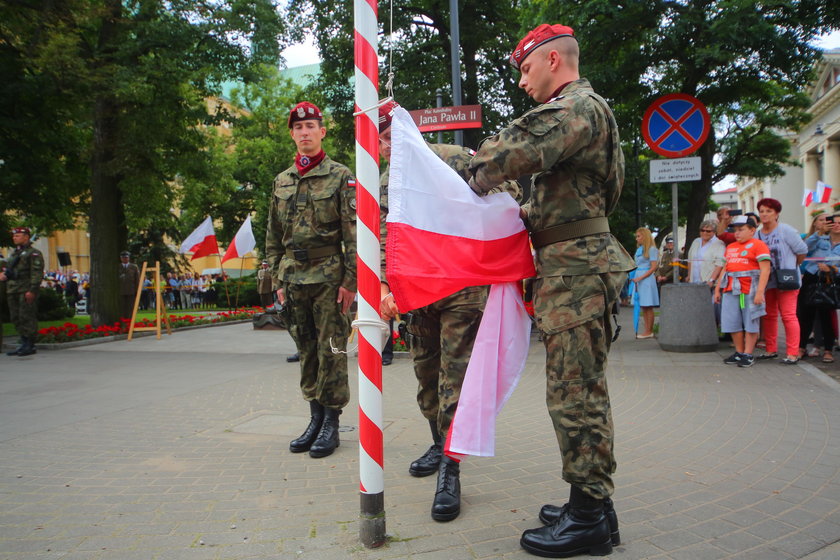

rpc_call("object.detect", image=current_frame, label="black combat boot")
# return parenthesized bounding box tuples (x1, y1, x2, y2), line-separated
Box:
(431, 456, 460, 521)
(409, 419, 443, 477)
(520, 486, 612, 558)
(289, 400, 324, 453)
(17, 337, 36, 357)
(309, 407, 341, 458)
(538, 497, 620, 545)
(6, 338, 23, 356)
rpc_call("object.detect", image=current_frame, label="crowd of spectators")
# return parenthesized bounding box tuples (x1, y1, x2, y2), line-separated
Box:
(631, 197, 840, 367)
(36, 270, 224, 314)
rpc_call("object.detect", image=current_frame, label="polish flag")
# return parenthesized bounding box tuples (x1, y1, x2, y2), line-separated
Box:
(817, 181, 833, 204)
(179, 216, 219, 260)
(222, 216, 256, 263)
(386, 106, 536, 458)
(803, 189, 814, 207)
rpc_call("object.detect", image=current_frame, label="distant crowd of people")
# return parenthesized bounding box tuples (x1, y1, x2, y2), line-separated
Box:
(629, 198, 840, 368)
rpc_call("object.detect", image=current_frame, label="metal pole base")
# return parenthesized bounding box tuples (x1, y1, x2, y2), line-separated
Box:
(360, 492, 386, 548)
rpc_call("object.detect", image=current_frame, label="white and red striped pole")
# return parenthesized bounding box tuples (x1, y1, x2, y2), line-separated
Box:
(353, 0, 385, 548)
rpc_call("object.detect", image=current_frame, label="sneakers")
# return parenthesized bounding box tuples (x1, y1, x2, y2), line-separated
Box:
(723, 352, 742, 365)
(756, 352, 778, 360)
(737, 353, 755, 368)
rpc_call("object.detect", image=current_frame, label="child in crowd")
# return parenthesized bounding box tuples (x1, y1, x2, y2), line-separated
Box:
(714, 214, 772, 368)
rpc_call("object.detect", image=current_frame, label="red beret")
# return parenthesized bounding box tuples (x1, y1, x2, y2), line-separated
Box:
(510, 24, 575, 70)
(378, 99, 399, 132)
(12, 227, 31, 235)
(288, 101, 323, 128)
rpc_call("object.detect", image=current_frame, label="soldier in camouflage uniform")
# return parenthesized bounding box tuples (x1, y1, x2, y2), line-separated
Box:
(377, 100, 521, 522)
(468, 25, 635, 558)
(265, 101, 357, 459)
(2, 227, 45, 357)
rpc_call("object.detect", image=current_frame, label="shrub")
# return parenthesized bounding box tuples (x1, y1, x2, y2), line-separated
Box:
(37, 288, 75, 321)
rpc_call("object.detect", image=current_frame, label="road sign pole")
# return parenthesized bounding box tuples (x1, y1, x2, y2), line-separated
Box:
(672, 182, 679, 284)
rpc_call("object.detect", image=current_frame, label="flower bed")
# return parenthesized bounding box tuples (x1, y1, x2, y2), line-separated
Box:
(36, 308, 262, 343)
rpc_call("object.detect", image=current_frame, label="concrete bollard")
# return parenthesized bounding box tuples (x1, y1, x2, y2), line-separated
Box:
(658, 283, 719, 352)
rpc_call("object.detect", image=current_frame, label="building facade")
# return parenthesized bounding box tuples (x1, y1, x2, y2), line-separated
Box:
(735, 49, 840, 233)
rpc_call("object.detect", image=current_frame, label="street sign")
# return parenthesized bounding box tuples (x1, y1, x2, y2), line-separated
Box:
(650, 157, 702, 183)
(642, 94, 710, 158)
(409, 105, 482, 132)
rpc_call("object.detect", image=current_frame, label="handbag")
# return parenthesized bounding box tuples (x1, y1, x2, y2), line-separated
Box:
(803, 272, 840, 308)
(775, 268, 800, 290)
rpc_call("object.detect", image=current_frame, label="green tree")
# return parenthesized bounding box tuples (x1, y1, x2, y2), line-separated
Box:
(2, 0, 286, 326)
(287, 0, 526, 158)
(522, 0, 839, 250)
(177, 64, 342, 261)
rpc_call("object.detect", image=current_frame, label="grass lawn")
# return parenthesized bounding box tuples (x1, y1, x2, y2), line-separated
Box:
(2, 308, 234, 337)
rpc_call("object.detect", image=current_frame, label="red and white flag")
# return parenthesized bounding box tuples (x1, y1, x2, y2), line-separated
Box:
(179, 216, 219, 260)
(803, 188, 814, 207)
(386, 106, 536, 458)
(222, 216, 256, 263)
(817, 181, 833, 204)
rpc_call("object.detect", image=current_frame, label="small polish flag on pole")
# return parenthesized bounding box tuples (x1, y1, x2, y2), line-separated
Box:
(817, 181, 833, 204)
(179, 216, 219, 260)
(221, 216, 256, 263)
(803, 189, 814, 207)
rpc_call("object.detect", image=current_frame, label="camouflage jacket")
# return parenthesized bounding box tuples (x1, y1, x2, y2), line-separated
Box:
(265, 155, 357, 290)
(469, 79, 634, 278)
(379, 143, 522, 275)
(4, 243, 45, 294)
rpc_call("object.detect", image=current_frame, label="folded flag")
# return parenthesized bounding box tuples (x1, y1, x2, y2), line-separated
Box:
(180, 216, 219, 260)
(222, 216, 256, 263)
(386, 106, 536, 457)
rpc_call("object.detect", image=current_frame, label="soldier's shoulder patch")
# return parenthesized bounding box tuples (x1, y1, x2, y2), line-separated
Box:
(345, 179, 357, 189)
(467, 148, 476, 156)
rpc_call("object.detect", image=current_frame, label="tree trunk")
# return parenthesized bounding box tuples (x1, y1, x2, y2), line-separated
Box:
(88, 0, 125, 328)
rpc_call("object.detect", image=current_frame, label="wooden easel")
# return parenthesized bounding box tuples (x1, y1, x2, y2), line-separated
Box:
(128, 261, 172, 340)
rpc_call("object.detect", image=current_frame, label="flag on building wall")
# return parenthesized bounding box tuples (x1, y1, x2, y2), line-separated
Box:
(180, 216, 219, 260)
(386, 106, 536, 458)
(221, 216, 256, 263)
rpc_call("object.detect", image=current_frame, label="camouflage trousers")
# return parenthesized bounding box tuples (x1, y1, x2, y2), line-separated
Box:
(7, 292, 39, 339)
(534, 271, 627, 501)
(405, 285, 487, 439)
(284, 282, 351, 409)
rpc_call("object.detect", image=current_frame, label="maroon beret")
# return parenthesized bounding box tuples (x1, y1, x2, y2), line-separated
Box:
(288, 101, 323, 128)
(510, 24, 575, 70)
(378, 99, 399, 132)
(12, 227, 31, 235)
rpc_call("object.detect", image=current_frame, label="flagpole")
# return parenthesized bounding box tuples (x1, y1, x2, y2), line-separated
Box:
(218, 253, 231, 309)
(234, 254, 246, 308)
(354, 0, 385, 548)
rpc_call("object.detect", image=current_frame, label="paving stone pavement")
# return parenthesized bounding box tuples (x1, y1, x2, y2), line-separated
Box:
(1, 310, 839, 560)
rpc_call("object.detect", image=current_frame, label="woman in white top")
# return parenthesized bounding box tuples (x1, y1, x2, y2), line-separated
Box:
(687, 219, 726, 286)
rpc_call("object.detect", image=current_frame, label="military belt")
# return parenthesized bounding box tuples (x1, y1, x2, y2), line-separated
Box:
(285, 245, 341, 262)
(531, 217, 610, 249)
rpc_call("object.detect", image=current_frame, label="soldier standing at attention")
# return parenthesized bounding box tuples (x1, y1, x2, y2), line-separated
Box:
(265, 102, 357, 459)
(119, 251, 140, 319)
(378, 100, 521, 522)
(2, 227, 45, 357)
(257, 260, 274, 308)
(468, 24, 635, 558)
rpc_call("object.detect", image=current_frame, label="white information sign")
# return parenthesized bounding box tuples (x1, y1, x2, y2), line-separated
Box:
(650, 157, 702, 183)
